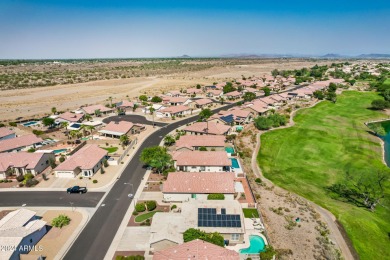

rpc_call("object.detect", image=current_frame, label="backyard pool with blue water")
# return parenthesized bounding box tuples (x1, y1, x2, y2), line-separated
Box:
(230, 158, 240, 168)
(240, 235, 266, 254)
(53, 149, 67, 154)
(225, 147, 235, 154)
(22, 121, 38, 126)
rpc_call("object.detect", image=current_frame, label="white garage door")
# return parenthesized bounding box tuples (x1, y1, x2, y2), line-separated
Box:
(55, 171, 75, 178)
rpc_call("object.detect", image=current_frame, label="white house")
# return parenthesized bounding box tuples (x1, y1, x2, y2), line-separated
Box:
(0, 152, 54, 180)
(55, 144, 107, 178)
(162, 172, 236, 202)
(175, 135, 226, 151)
(0, 209, 47, 260)
(55, 112, 84, 124)
(157, 105, 192, 118)
(172, 150, 232, 172)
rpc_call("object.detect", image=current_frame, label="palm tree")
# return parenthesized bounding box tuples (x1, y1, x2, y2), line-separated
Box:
(85, 125, 95, 139)
(149, 107, 156, 128)
(163, 135, 175, 146)
(84, 114, 92, 122)
(108, 96, 113, 107)
(61, 121, 69, 138)
(133, 104, 138, 112)
(120, 135, 130, 147)
(94, 109, 101, 117)
(69, 130, 81, 139)
(220, 97, 225, 105)
(80, 124, 88, 137)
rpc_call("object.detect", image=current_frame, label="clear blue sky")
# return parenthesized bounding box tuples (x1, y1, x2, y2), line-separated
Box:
(0, 0, 389, 59)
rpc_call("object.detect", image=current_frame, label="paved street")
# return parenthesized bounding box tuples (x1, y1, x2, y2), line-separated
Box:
(103, 114, 167, 127)
(0, 191, 104, 207)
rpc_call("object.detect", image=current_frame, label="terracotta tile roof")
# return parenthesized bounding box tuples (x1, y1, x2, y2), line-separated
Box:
(57, 112, 84, 122)
(163, 172, 235, 194)
(194, 98, 213, 106)
(259, 96, 277, 105)
(270, 94, 285, 102)
(161, 105, 191, 114)
(81, 104, 113, 114)
(0, 128, 15, 139)
(0, 134, 43, 153)
(172, 151, 231, 166)
(186, 88, 203, 94)
(247, 101, 269, 113)
(55, 144, 107, 171)
(117, 100, 134, 108)
(99, 121, 134, 135)
(184, 122, 230, 135)
(207, 89, 223, 96)
(167, 97, 189, 103)
(222, 108, 251, 118)
(175, 135, 225, 150)
(0, 152, 50, 172)
(225, 91, 241, 97)
(153, 239, 239, 260)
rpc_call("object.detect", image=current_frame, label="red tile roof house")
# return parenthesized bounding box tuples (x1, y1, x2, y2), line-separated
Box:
(79, 104, 114, 115)
(270, 94, 288, 105)
(116, 100, 135, 112)
(98, 121, 137, 138)
(0, 134, 44, 153)
(175, 135, 226, 151)
(210, 108, 254, 125)
(194, 98, 213, 109)
(186, 87, 203, 96)
(54, 144, 107, 178)
(184, 122, 231, 136)
(162, 172, 236, 202)
(206, 89, 223, 98)
(0, 152, 54, 179)
(243, 100, 270, 116)
(172, 150, 232, 172)
(225, 90, 242, 100)
(165, 90, 182, 97)
(55, 112, 84, 124)
(153, 239, 240, 260)
(0, 128, 16, 141)
(163, 97, 193, 106)
(157, 105, 192, 118)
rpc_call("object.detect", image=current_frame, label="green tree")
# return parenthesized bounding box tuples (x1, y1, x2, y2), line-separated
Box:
(367, 123, 386, 136)
(383, 89, 390, 101)
(199, 108, 213, 120)
(94, 109, 102, 117)
(371, 99, 390, 110)
(223, 82, 236, 94)
(243, 92, 256, 102)
(183, 228, 224, 247)
(262, 87, 271, 96)
(151, 96, 162, 103)
(133, 103, 138, 112)
(163, 135, 175, 146)
(260, 245, 277, 260)
(51, 107, 57, 115)
(42, 117, 55, 127)
(271, 69, 279, 77)
(139, 95, 148, 102)
(254, 116, 273, 130)
(326, 91, 337, 103)
(120, 134, 130, 146)
(140, 146, 172, 174)
(313, 90, 325, 100)
(84, 114, 92, 121)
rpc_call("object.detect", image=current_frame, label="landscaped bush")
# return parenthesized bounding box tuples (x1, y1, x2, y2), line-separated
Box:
(115, 255, 145, 260)
(135, 202, 146, 212)
(132, 211, 138, 216)
(25, 179, 39, 187)
(255, 178, 262, 184)
(9, 122, 17, 127)
(207, 194, 225, 200)
(103, 159, 109, 167)
(93, 180, 98, 184)
(146, 200, 157, 211)
(51, 214, 71, 228)
(16, 175, 25, 182)
(199, 146, 207, 151)
(260, 245, 277, 260)
(171, 204, 177, 210)
(183, 228, 224, 247)
(59, 156, 66, 163)
(32, 129, 44, 135)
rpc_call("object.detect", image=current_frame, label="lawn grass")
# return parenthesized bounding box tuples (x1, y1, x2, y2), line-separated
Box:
(101, 146, 118, 153)
(134, 211, 161, 223)
(258, 91, 390, 259)
(243, 208, 259, 218)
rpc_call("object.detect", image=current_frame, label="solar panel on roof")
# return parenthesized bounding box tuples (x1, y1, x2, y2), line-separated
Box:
(221, 208, 226, 214)
(220, 114, 234, 124)
(197, 207, 242, 228)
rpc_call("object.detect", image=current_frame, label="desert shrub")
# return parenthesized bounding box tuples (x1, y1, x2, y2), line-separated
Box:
(260, 245, 277, 260)
(59, 156, 66, 163)
(32, 129, 44, 135)
(9, 122, 17, 127)
(16, 175, 25, 182)
(25, 179, 39, 187)
(135, 202, 146, 212)
(146, 200, 157, 211)
(255, 178, 262, 184)
(207, 194, 225, 200)
(93, 180, 98, 184)
(171, 204, 177, 210)
(51, 214, 71, 228)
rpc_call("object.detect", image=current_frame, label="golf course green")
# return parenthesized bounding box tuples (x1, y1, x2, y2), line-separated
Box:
(258, 91, 390, 259)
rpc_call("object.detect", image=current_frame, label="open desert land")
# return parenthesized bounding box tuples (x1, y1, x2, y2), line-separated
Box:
(0, 59, 333, 121)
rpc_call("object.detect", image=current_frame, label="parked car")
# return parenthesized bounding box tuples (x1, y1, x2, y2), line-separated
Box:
(67, 186, 87, 194)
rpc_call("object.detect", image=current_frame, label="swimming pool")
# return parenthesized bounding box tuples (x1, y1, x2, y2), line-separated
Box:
(22, 121, 38, 127)
(70, 123, 81, 129)
(225, 147, 235, 154)
(53, 149, 67, 154)
(230, 158, 240, 169)
(240, 235, 266, 254)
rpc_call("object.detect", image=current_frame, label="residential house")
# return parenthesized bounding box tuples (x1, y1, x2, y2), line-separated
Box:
(0, 135, 44, 153)
(164, 97, 192, 106)
(116, 100, 135, 112)
(194, 98, 213, 109)
(157, 105, 192, 118)
(209, 108, 253, 125)
(149, 200, 245, 253)
(162, 172, 236, 202)
(175, 135, 226, 151)
(78, 104, 114, 115)
(0, 152, 54, 179)
(54, 144, 107, 178)
(186, 88, 203, 96)
(243, 100, 269, 116)
(184, 122, 231, 135)
(98, 121, 142, 138)
(165, 90, 182, 97)
(172, 150, 231, 172)
(0, 209, 47, 260)
(153, 239, 239, 260)
(206, 89, 223, 98)
(0, 128, 16, 141)
(142, 104, 165, 114)
(55, 112, 84, 124)
(225, 91, 242, 99)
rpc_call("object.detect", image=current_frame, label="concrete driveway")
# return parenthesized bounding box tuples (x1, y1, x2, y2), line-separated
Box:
(117, 227, 151, 251)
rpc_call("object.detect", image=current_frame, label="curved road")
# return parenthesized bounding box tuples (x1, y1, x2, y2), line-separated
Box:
(64, 102, 239, 260)
(102, 114, 167, 127)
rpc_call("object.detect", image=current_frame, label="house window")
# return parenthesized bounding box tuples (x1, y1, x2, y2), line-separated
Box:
(200, 166, 205, 171)
(231, 234, 240, 241)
